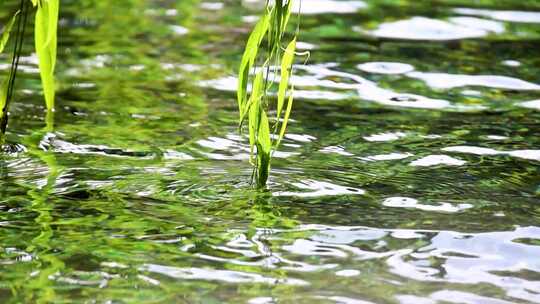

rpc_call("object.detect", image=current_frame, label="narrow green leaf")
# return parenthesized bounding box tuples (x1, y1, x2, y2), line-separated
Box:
(256, 109, 272, 188)
(45, 0, 59, 48)
(0, 78, 8, 119)
(258, 109, 271, 156)
(274, 0, 283, 46)
(236, 1, 301, 188)
(248, 72, 266, 160)
(237, 12, 270, 116)
(282, 0, 294, 32)
(240, 70, 264, 127)
(248, 93, 260, 161)
(0, 11, 19, 54)
(276, 38, 296, 120)
(276, 86, 294, 149)
(35, 0, 59, 111)
(256, 148, 271, 188)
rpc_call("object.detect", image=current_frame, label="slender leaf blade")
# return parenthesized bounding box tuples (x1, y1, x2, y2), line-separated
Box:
(240, 70, 264, 127)
(237, 12, 270, 116)
(0, 11, 19, 54)
(248, 93, 260, 161)
(0, 78, 8, 119)
(256, 109, 271, 188)
(276, 38, 296, 119)
(35, 0, 59, 111)
(258, 109, 271, 156)
(276, 86, 294, 149)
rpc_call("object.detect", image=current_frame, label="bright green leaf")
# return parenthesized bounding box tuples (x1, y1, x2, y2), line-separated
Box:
(276, 37, 296, 120)
(256, 109, 272, 188)
(0, 78, 8, 119)
(240, 70, 264, 127)
(276, 86, 294, 149)
(237, 12, 270, 117)
(0, 11, 19, 54)
(35, 0, 59, 111)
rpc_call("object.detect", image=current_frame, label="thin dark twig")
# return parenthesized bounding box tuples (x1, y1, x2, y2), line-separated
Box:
(1, 0, 29, 134)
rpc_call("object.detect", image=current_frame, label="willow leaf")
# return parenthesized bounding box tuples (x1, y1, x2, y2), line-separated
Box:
(274, 0, 283, 46)
(237, 0, 301, 188)
(240, 70, 264, 127)
(35, 0, 59, 110)
(282, 0, 294, 32)
(248, 71, 266, 160)
(258, 109, 272, 155)
(237, 12, 270, 116)
(276, 38, 296, 120)
(276, 86, 294, 149)
(256, 110, 272, 187)
(0, 11, 19, 54)
(248, 93, 260, 162)
(0, 78, 8, 119)
(45, 0, 59, 48)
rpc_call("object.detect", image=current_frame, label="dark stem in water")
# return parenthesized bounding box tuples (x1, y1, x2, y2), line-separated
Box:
(1, 0, 29, 135)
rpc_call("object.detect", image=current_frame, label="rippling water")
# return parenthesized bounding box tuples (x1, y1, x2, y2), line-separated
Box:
(1, 0, 540, 303)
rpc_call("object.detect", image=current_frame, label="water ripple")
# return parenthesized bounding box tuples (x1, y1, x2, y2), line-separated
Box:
(454, 8, 540, 24)
(141, 264, 309, 286)
(274, 180, 365, 197)
(292, 0, 366, 15)
(443, 146, 540, 161)
(268, 224, 540, 303)
(407, 72, 540, 91)
(360, 16, 503, 41)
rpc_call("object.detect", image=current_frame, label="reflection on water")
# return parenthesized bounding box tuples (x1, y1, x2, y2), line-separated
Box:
(407, 72, 540, 90)
(454, 8, 540, 23)
(1, 0, 540, 303)
(291, 0, 366, 15)
(360, 16, 504, 40)
(521, 99, 540, 110)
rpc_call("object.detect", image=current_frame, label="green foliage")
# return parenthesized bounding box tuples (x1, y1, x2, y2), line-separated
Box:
(0, 11, 19, 53)
(0, 0, 59, 136)
(237, 0, 300, 188)
(33, 0, 59, 111)
(276, 38, 296, 148)
(238, 13, 270, 121)
(0, 11, 19, 121)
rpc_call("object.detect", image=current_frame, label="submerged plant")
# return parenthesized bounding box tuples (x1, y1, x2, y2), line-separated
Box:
(237, 0, 303, 188)
(0, 0, 59, 136)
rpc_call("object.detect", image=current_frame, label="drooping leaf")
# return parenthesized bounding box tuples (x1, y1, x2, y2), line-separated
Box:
(256, 109, 272, 188)
(35, 0, 59, 111)
(282, 0, 294, 32)
(45, 0, 59, 48)
(0, 78, 8, 119)
(240, 69, 264, 127)
(276, 86, 294, 149)
(276, 37, 296, 120)
(258, 109, 272, 156)
(237, 0, 302, 189)
(273, 0, 283, 47)
(248, 90, 260, 161)
(248, 72, 266, 161)
(0, 11, 19, 54)
(237, 12, 270, 117)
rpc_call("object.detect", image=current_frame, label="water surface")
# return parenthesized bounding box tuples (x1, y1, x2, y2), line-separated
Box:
(1, 0, 539, 303)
